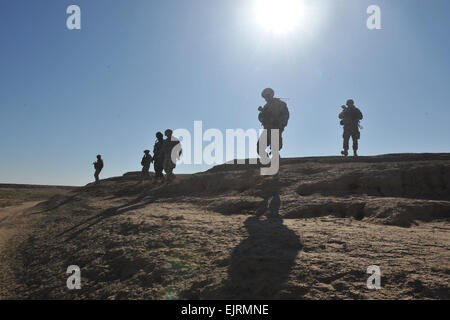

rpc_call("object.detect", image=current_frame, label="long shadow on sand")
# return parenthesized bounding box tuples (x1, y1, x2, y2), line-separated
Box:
(56, 194, 155, 242)
(223, 216, 302, 299)
(202, 177, 303, 299)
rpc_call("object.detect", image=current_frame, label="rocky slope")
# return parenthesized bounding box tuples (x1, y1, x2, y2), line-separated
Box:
(1, 153, 449, 299)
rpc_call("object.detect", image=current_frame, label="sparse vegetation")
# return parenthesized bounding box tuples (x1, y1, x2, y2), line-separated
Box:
(1, 154, 449, 299)
(0, 186, 76, 208)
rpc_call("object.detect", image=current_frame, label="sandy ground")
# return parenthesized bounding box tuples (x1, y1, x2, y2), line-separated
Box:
(0, 201, 42, 298)
(0, 154, 449, 299)
(0, 202, 41, 248)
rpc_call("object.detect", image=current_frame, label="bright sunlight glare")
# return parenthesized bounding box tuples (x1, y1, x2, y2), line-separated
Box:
(253, 0, 308, 35)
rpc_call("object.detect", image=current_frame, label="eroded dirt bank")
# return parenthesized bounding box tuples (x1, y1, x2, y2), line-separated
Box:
(1, 154, 449, 299)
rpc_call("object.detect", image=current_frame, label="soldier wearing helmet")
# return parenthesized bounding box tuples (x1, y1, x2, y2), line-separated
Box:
(93, 154, 104, 183)
(141, 149, 153, 178)
(339, 99, 363, 157)
(162, 129, 182, 182)
(257, 88, 290, 157)
(153, 132, 165, 181)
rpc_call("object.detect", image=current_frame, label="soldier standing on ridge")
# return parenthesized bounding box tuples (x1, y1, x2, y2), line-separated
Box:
(153, 132, 165, 181)
(339, 99, 363, 157)
(257, 88, 290, 157)
(93, 154, 104, 182)
(141, 150, 153, 178)
(162, 129, 182, 183)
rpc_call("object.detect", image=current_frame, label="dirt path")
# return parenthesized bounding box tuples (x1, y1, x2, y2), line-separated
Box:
(0, 201, 42, 299)
(0, 202, 41, 247)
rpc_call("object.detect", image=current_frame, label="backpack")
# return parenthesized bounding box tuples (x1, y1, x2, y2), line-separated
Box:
(94, 160, 103, 170)
(141, 155, 152, 166)
(260, 98, 290, 129)
(341, 107, 362, 126)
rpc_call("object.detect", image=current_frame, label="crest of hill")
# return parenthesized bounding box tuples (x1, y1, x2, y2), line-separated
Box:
(9, 153, 449, 299)
(56, 153, 450, 228)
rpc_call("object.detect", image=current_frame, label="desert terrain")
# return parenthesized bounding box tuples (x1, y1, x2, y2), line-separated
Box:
(0, 153, 449, 299)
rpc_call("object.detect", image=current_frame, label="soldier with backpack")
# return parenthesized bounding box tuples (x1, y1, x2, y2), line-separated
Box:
(153, 132, 165, 181)
(162, 129, 182, 183)
(339, 99, 363, 157)
(257, 88, 290, 158)
(141, 150, 153, 178)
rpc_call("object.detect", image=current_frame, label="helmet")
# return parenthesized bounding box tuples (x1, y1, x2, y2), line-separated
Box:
(346, 99, 354, 106)
(261, 88, 275, 99)
(164, 129, 173, 136)
(156, 132, 163, 139)
(144, 150, 150, 153)
(96, 154, 101, 159)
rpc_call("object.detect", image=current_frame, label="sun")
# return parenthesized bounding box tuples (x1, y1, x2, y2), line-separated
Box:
(254, 0, 306, 35)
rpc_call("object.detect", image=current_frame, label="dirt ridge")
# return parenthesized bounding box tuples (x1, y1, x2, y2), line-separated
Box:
(1, 153, 449, 299)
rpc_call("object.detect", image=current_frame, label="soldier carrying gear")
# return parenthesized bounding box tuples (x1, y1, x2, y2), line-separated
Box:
(339, 99, 363, 157)
(257, 88, 290, 157)
(141, 150, 153, 178)
(162, 129, 182, 182)
(153, 132, 165, 181)
(93, 154, 104, 182)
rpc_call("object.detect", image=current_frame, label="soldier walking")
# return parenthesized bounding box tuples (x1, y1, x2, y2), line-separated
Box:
(257, 88, 290, 157)
(93, 154, 104, 182)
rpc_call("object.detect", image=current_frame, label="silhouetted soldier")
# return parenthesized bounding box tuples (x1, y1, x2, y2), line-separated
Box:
(257, 88, 290, 157)
(153, 132, 165, 181)
(93, 154, 104, 182)
(141, 150, 153, 178)
(339, 99, 363, 157)
(162, 129, 182, 182)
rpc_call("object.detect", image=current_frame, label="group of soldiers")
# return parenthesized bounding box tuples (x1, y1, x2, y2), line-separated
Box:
(141, 129, 182, 182)
(93, 88, 363, 182)
(93, 129, 182, 183)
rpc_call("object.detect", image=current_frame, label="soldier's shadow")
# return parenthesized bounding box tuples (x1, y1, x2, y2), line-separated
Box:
(204, 185, 302, 299)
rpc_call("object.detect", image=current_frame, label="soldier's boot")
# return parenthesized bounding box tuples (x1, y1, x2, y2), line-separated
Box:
(341, 149, 348, 157)
(353, 150, 358, 157)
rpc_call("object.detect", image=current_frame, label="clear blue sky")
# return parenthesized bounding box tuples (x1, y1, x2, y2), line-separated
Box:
(1, 0, 449, 186)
